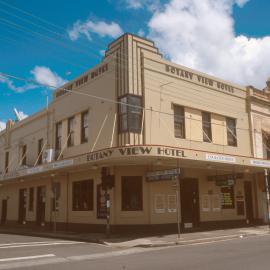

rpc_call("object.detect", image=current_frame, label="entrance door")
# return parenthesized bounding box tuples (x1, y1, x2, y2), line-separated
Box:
(244, 181, 254, 223)
(180, 178, 200, 229)
(36, 186, 46, 226)
(18, 189, 27, 224)
(1, 200, 7, 225)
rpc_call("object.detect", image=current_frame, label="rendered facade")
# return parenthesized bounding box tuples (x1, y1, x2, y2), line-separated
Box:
(0, 33, 270, 232)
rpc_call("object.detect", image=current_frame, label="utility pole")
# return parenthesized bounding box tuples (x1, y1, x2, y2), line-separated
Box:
(176, 159, 181, 239)
(264, 169, 270, 229)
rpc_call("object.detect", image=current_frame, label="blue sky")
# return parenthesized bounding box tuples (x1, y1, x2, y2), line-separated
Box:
(0, 0, 270, 129)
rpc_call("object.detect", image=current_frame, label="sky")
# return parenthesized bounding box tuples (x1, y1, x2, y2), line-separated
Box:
(0, 0, 270, 130)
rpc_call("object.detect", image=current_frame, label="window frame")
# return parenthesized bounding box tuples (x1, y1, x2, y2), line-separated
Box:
(67, 116, 75, 147)
(55, 122, 62, 151)
(5, 151, 9, 173)
(202, 111, 212, 143)
(72, 179, 94, 211)
(118, 94, 143, 134)
(81, 111, 89, 144)
(121, 176, 143, 211)
(174, 105, 185, 139)
(21, 144, 27, 166)
(226, 117, 237, 147)
(37, 138, 44, 165)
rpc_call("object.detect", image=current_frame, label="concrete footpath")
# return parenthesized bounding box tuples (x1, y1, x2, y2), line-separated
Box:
(0, 225, 269, 248)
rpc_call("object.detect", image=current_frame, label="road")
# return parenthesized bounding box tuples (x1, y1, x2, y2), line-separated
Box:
(0, 233, 270, 269)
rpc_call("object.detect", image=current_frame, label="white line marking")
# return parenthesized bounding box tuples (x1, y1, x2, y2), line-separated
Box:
(0, 240, 82, 247)
(0, 242, 83, 249)
(0, 254, 55, 262)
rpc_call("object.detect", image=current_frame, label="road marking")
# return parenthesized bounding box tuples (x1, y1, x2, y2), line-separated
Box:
(0, 241, 78, 247)
(0, 241, 83, 249)
(0, 254, 55, 262)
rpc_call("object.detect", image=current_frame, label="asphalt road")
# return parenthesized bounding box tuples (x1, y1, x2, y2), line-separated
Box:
(0, 233, 270, 269)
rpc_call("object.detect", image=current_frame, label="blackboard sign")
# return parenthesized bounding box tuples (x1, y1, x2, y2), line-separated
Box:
(221, 186, 235, 209)
(97, 184, 107, 219)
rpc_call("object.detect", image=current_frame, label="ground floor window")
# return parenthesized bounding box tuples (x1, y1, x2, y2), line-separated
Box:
(220, 186, 235, 209)
(121, 176, 143, 211)
(72, 179, 93, 211)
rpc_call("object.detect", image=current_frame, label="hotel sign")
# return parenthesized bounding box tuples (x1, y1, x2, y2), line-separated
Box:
(87, 146, 185, 161)
(205, 154, 236, 163)
(165, 64, 234, 94)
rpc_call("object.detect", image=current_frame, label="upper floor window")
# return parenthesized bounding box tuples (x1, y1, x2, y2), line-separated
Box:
(202, 112, 212, 143)
(67, 117, 75, 147)
(81, 111, 89, 143)
(55, 122, 62, 151)
(21, 144, 27, 166)
(226, 117, 237, 146)
(5, 151, 9, 173)
(262, 130, 270, 160)
(174, 105, 185, 138)
(118, 95, 142, 133)
(37, 138, 44, 165)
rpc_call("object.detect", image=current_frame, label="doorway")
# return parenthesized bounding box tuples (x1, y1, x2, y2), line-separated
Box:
(180, 178, 200, 229)
(244, 181, 254, 223)
(36, 186, 46, 226)
(1, 200, 7, 225)
(18, 189, 27, 224)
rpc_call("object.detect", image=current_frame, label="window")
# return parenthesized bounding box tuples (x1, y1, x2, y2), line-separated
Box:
(21, 145, 27, 166)
(202, 112, 212, 142)
(262, 130, 270, 160)
(81, 111, 89, 143)
(72, 180, 93, 211)
(29, 187, 34, 211)
(5, 151, 9, 173)
(67, 117, 75, 147)
(37, 138, 44, 165)
(55, 122, 62, 151)
(121, 176, 143, 211)
(226, 117, 237, 146)
(174, 105, 185, 138)
(118, 95, 142, 133)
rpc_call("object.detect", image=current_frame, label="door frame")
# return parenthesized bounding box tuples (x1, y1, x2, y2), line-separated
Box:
(180, 178, 200, 229)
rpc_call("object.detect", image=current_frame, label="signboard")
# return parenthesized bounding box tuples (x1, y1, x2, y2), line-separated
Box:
(208, 173, 243, 183)
(96, 184, 107, 219)
(146, 168, 181, 182)
(215, 179, 235, 186)
(250, 160, 270, 168)
(221, 186, 235, 209)
(206, 153, 236, 163)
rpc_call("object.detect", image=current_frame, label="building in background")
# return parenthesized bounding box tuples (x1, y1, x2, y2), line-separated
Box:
(0, 33, 269, 232)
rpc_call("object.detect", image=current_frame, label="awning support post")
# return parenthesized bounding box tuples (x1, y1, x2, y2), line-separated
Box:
(264, 169, 270, 229)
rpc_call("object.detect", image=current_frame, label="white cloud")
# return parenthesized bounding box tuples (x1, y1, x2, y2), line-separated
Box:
(0, 121, 6, 131)
(0, 75, 37, 93)
(138, 29, 145, 37)
(17, 110, 28, 120)
(124, 0, 161, 11)
(148, 0, 270, 88)
(68, 19, 123, 41)
(31, 66, 67, 88)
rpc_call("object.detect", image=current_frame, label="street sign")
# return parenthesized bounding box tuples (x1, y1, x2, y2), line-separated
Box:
(146, 168, 181, 182)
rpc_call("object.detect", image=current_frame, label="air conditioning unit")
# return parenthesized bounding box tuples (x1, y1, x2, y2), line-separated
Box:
(42, 149, 55, 164)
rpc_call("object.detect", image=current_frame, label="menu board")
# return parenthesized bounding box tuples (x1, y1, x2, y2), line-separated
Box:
(221, 186, 235, 209)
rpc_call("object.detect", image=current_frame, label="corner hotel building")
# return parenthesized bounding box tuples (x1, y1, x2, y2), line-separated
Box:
(1, 33, 270, 232)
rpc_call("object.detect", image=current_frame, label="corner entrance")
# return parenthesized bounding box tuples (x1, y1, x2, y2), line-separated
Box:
(1, 200, 7, 225)
(18, 189, 27, 224)
(244, 181, 254, 223)
(36, 186, 46, 226)
(180, 178, 200, 229)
